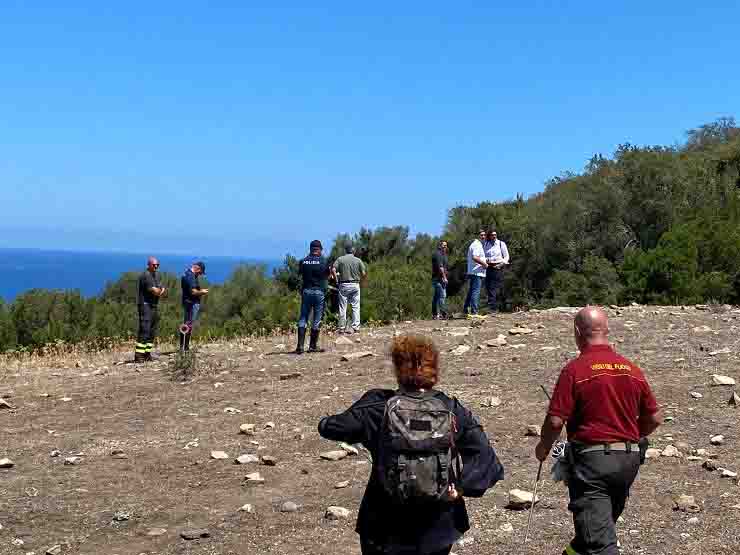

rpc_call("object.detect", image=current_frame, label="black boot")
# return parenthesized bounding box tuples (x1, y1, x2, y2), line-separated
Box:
(134, 352, 146, 364)
(183, 332, 191, 352)
(294, 327, 306, 354)
(308, 329, 325, 353)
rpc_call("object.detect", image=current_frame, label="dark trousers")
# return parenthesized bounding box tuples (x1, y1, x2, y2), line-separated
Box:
(297, 288, 325, 331)
(136, 304, 159, 359)
(360, 537, 452, 555)
(485, 267, 504, 311)
(565, 449, 640, 555)
(462, 275, 483, 314)
(432, 280, 447, 317)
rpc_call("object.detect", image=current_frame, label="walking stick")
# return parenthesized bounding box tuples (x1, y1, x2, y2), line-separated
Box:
(523, 384, 553, 545)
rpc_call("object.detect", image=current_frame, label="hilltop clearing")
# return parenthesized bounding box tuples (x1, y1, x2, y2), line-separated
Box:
(1, 305, 739, 554)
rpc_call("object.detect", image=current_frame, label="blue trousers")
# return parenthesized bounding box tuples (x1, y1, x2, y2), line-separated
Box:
(463, 275, 483, 314)
(432, 280, 448, 317)
(298, 288, 325, 331)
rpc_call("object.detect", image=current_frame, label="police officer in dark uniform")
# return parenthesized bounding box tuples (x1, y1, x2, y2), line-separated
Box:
(294, 240, 331, 354)
(535, 306, 663, 555)
(135, 257, 167, 363)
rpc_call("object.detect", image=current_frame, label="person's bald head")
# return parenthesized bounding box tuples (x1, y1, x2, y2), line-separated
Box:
(147, 257, 160, 272)
(574, 306, 610, 348)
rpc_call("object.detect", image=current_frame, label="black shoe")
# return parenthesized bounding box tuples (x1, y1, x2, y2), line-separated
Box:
(308, 329, 325, 353)
(294, 327, 306, 354)
(134, 353, 147, 364)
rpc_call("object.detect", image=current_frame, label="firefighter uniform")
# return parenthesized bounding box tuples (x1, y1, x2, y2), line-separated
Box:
(136, 269, 162, 362)
(547, 344, 659, 555)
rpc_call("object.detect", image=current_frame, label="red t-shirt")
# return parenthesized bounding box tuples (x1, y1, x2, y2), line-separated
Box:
(548, 344, 659, 444)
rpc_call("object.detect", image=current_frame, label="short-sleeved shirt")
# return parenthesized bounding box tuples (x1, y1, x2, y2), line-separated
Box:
(299, 255, 330, 291)
(333, 254, 367, 283)
(548, 344, 659, 444)
(466, 239, 486, 277)
(432, 250, 448, 280)
(181, 269, 201, 306)
(137, 271, 161, 306)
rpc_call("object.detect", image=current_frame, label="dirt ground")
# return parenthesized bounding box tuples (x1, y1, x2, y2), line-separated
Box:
(1, 305, 739, 555)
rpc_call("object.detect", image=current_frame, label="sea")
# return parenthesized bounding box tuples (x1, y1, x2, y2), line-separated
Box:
(0, 248, 281, 302)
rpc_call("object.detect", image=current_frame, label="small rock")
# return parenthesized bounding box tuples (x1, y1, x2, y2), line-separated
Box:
(692, 325, 713, 334)
(524, 425, 540, 437)
(644, 448, 662, 459)
(486, 335, 508, 347)
(341, 351, 374, 361)
(280, 501, 299, 513)
(661, 445, 681, 458)
(145, 527, 167, 536)
(180, 528, 210, 540)
(712, 374, 736, 386)
(113, 511, 130, 522)
(320, 450, 349, 461)
(710, 435, 725, 445)
(339, 443, 359, 455)
(238, 504, 254, 513)
(45, 546, 62, 555)
(261, 455, 277, 466)
(239, 423, 255, 435)
(690, 392, 703, 399)
(673, 495, 700, 513)
(279, 372, 302, 381)
(686, 456, 703, 462)
(244, 472, 265, 484)
(708, 348, 732, 357)
(0, 398, 14, 409)
(0, 458, 15, 468)
(60, 397, 72, 402)
(264, 421, 275, 430)
(447, 327, 471, 337)
(676, 441, 690, 451)
(63, 457, 81, 465)
(235, 454, 260, 464)
(688, 517, 700, 525)
(325, 506, 351, 520)
(499, 522, 514, 533)
(720, 468, 738, 478)
(457, 536, 475, 547)
(335, 336, 354, 346)
(334, 480, 350, 489)
(729, 392, 740, 407)
(508, 327, 534, 335)
(507, 489, 539, 510)
(50, 450, 61, 457)
(481, 396, 502, 408)
(224, 407, 241, 414)
(450, 345, 471, 356)
(210, 451, 229, 460)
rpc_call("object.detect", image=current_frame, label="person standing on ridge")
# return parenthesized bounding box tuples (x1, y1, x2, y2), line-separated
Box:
(333, 242, 367, 334)
(180, 261, 208, 352)
(535, 306, 663, 555)
(483, 229, 509, 313)
(135, 256, 167, 363)
(294, 240, 332, 354)
(463, 230, 487, 316)
(432, 240, 449, 320)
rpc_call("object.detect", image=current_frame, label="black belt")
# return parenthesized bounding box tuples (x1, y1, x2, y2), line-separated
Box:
(339, 280, 359, 284)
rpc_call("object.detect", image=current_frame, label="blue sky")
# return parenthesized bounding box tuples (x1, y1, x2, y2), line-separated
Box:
(1, 2, 738, 257)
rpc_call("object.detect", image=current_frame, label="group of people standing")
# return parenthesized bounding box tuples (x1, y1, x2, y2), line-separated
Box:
(431, 228, 510, 319)
(134, 258, 208, 363)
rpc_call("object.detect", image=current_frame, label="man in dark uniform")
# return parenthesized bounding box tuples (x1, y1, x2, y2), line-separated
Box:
(294, 240, 331, 354)
(135, 257, 167, 363)
(431, 240, 449, 319)
(535, 306, 663, 555)
(180, 261, 208, 352)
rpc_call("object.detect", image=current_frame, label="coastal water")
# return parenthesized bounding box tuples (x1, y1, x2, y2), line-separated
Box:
(0, 248, 281, 301)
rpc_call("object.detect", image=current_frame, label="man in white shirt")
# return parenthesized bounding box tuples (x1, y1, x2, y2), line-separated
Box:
(484, 229, 510, 312)
(463, 229, 488, 315)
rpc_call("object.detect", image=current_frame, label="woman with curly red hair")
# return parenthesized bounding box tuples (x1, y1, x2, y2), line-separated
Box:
(319, 334, 504, 555)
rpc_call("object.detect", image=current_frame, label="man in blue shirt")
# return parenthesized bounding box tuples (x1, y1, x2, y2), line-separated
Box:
(180, 261, 209, 352)
(295, 240, 332, 354)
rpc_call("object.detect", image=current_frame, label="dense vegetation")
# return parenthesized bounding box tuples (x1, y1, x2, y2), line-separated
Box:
(1, 118, 739, 353)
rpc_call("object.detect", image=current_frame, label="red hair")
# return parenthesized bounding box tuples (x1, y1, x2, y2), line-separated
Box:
(390, 334, 440, 390)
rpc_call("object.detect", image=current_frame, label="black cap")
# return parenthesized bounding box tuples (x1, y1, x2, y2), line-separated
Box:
(310, 240, 323, 250)
(194, 261, 206, 274)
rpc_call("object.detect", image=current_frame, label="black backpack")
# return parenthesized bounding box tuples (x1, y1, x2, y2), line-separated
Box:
(376, 390, 460, 505)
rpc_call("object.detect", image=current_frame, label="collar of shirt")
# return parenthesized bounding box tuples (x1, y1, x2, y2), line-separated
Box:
(579, 344, 614, 355)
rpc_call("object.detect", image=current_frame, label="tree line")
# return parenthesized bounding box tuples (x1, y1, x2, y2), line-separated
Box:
(1, 118, 739, 353)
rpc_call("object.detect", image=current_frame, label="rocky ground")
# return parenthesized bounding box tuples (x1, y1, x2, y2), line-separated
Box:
(1, 304, 739, 555)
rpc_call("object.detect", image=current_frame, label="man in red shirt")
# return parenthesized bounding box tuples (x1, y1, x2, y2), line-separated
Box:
(535, 306, 663, 555)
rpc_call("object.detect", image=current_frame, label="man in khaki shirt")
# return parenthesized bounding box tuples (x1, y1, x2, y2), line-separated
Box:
(333, 243, 367, 333)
